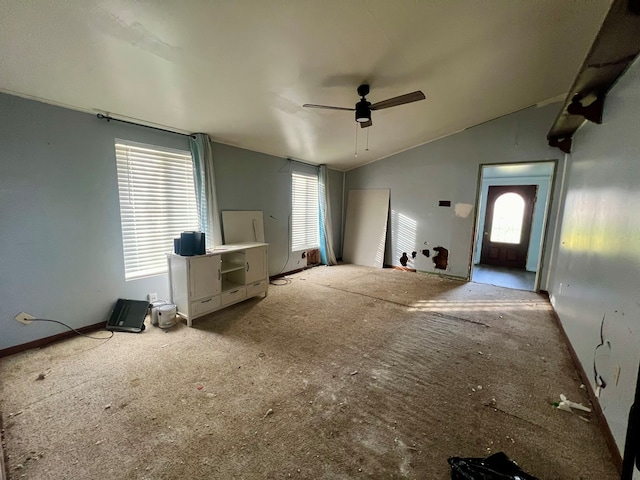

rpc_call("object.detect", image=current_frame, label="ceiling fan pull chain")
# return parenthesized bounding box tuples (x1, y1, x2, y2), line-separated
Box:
(366, 127, 370, 151)
(354, 122, 358, 157)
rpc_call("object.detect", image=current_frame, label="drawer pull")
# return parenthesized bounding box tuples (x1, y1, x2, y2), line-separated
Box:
(201, 298, 212, 303)
(253, 282, 260, 286)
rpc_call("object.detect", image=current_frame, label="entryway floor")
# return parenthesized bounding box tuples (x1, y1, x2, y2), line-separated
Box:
(472, 264, 536, 291)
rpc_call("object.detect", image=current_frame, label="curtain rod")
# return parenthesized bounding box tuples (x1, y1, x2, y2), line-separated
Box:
(287, 157, 320, 168)
(97, 113, 196, 139)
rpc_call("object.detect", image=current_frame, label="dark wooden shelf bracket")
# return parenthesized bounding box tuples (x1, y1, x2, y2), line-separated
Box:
(548, 136, 573, 154)
(567, 94, 605, 124)
(547, 0, 640, 153)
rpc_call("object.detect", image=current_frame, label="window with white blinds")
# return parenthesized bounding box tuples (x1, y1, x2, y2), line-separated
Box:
(115, 140, 199, 280)
(291, 170, 319, 251)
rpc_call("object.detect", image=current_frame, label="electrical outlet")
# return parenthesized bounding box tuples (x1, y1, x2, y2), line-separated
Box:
(15, 312, 35, 325)
(148, 293, 158, 303)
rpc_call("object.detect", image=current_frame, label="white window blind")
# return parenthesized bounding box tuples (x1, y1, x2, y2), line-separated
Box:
(115, 141, 198, 280)
(291, 170, 319, 251)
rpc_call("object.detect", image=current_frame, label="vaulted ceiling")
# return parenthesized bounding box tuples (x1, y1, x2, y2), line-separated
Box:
(0, 1, 612, 170)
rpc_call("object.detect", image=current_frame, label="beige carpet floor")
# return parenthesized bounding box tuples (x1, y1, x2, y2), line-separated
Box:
(0, 264, 619, 479)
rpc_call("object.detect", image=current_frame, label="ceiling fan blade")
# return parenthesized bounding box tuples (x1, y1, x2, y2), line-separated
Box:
(360, 119, 373, 128)
(370, 91, 426, 110)
(303, 104, 355, 111)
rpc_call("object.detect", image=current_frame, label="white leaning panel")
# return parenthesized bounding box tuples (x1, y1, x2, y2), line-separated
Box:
(342, 189, 390, 268)
(221, 210, 265, 243)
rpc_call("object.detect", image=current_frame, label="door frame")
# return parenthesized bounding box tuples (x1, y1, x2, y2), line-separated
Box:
(469, 160, 558, 292)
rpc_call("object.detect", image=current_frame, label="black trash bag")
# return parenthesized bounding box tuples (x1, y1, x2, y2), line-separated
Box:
(448, 452, 538, 480)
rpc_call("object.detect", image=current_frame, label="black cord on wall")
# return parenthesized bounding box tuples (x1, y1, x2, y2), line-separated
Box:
(272, 214, 292, 278)
(29, 318, 114, 340)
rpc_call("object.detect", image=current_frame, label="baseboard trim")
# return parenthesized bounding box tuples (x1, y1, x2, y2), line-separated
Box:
(0, 322, 105, 359)
(544, 293, 623, 473)
(388, 265, 417, 272)
(269, 263, 322, 281)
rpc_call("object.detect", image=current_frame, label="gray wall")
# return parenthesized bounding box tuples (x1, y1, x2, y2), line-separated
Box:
(212, 144, 344, 273)
(345, 103, 563, 282)
(548, 55, 640, 453)
(212, 143, 293, 275)
(0, 92, 189, 350)
(0, 93, 344, 351)
(328, 167, 344, 259)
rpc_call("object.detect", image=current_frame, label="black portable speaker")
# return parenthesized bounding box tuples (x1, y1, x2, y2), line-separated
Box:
(175, 231, 206, 256)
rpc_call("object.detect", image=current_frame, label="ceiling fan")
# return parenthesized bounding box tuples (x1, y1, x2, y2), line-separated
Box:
(303, 84, 426, 128)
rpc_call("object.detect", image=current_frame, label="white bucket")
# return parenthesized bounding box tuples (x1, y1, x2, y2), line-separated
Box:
(150, 300, 168, 326)
(157, 304, 177, 329)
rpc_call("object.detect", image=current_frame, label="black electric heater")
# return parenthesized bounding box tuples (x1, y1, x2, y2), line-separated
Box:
(106, 299, 149, 333)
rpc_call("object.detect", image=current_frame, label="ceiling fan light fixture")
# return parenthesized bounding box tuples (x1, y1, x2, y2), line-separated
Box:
(303, 84, 425, 127)
(355, 101, 371, 123)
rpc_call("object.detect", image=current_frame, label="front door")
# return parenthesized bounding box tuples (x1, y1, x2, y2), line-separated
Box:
(480, 185, 537, 269)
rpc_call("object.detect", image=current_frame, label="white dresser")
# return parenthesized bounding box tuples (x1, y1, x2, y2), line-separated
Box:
(168, 243, 268, 327)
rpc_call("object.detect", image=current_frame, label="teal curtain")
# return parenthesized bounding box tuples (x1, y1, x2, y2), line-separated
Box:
(189, 134, 222, 248)
(318, 165, 337, 265)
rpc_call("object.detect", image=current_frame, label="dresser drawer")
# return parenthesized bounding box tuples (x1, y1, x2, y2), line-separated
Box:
(221, 287, 246, 306)
(190, 296, 220, 318)
(246, 279, 267, 297)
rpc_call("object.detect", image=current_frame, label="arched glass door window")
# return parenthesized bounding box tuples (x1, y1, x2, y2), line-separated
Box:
(490, 193, 525, 243)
